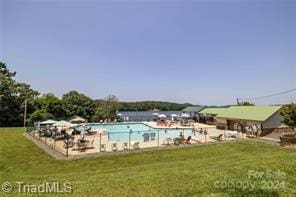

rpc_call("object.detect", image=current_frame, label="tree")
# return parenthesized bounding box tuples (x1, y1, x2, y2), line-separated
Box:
(91, 106, 105, 122)
(104, 95, 119, 119)
(62, 91, 96, 121)
(30, 109, 54, 122)
(281, 103, 296, 131)
(238, 101, 255, 106)
(116, 101, 192, 111)
(34, 93, 65, 118)
(0, 62, 39, 126)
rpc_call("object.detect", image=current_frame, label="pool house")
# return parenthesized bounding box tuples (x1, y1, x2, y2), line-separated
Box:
(182, 106, 205, 120)
(208, 106, 288, 136)
(198, 107, 229, 126)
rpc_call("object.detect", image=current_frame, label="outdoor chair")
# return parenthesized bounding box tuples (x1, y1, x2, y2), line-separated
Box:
(122, 142, 129, 151)
(111, 143, 118, 152)
(100, 144, 106, 152)
(41, 130, 52, 137)
(72, 128, 81, 135)
(76, 139, 89, 151)
(86, 129, 96, 135)
(173, 137, 184, 145)
(210, 134, 223, 141)
(132, 142, 140, 150)
(63, 138, 74, 148)
(183, 136, 192, 144)
(163, 138, 172, 146)
(87, 139, 95, 149)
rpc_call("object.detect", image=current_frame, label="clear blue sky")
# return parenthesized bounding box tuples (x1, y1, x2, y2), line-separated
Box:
(1, 0, 295, 105)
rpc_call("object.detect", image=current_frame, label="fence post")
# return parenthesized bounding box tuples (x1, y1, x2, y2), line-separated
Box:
(129, 131, 131, 151)
(99, 133, 102, 152)
(205, 133, 207, 143)
(224, 130, 226, 141)
(157, 130, 160, 148)
(66, 138, 69, 157)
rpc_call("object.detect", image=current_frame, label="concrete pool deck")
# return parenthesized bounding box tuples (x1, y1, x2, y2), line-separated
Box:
(143, 121, 216, 130)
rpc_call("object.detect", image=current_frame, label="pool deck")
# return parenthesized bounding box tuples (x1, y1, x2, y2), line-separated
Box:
(143, 121, 216, 130)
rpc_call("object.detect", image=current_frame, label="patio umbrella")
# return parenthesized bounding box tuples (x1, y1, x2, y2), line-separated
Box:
(69, 116, 87, 124)
(170, 114, 179, 121)
(52, 120, 75, 128)
(181, 113, 191, 118)
(158, 114, 167, 118)
(40, 119, 57, 125)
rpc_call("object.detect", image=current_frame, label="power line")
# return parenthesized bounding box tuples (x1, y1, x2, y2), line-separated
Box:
(238, 88, 296, 101)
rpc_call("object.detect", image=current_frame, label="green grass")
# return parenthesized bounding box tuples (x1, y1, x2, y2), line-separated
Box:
(1, 128, 296, 196)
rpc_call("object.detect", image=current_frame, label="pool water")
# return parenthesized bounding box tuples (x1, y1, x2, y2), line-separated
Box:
(85, 123, 199, 142)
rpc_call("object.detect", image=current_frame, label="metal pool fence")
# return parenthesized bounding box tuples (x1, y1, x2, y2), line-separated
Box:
(26, 126, 240, 157)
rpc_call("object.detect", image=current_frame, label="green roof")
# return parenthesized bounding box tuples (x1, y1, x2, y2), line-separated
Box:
(183, 106, 205, 113)
(216, 106, 283, 122)
(199, 107, 228, 115)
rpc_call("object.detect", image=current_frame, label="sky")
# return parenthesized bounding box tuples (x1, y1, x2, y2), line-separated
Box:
(1, 0, 296, 105)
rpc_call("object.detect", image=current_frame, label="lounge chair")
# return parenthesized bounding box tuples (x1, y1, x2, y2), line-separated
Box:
(111, 143, 118, 152)
(210, 134, 223, 141)
(226, 131, 239, 139)
(183, 136, 192, 144)
(72, 128, 81, 135)
(122, 142, 128, 151)
(86, 129, 96, 135)
(132, 142, 140, 150)
(100, 144, 106, 152)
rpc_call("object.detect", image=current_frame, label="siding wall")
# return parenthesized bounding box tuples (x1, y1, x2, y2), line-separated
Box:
(262, 111, 287, 129)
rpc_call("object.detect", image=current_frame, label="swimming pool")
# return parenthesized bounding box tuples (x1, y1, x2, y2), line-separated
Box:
(84, 123, 199, 142)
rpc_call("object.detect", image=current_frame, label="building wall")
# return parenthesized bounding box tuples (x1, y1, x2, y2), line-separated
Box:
(215, 118, 227, 129)
(262, 110, 287, 129)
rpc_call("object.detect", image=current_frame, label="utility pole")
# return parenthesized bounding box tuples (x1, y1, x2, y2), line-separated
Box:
(23, 99, 27, 127)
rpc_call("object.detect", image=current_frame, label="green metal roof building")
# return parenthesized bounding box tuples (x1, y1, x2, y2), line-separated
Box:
(216, 106, 282, 121)
(199, 107, 228, 116)
(210, 106, 288, 134)
(182, 106, 205, 116)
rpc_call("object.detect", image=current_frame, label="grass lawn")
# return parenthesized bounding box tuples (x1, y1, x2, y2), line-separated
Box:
(1, 128, 296, 196)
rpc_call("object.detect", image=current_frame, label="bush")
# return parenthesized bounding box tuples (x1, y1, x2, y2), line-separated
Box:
(283, 133, 296, 138)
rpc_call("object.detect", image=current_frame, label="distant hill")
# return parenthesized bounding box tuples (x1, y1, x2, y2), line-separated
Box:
(94, 99, 233, 111)
(95, 100, 193, 111)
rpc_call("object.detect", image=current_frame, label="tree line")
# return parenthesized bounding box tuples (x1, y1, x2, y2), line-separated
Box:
(0, 62, 192, 127)
(1, 62, 295, 129)
(109, 101, 191, 111)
